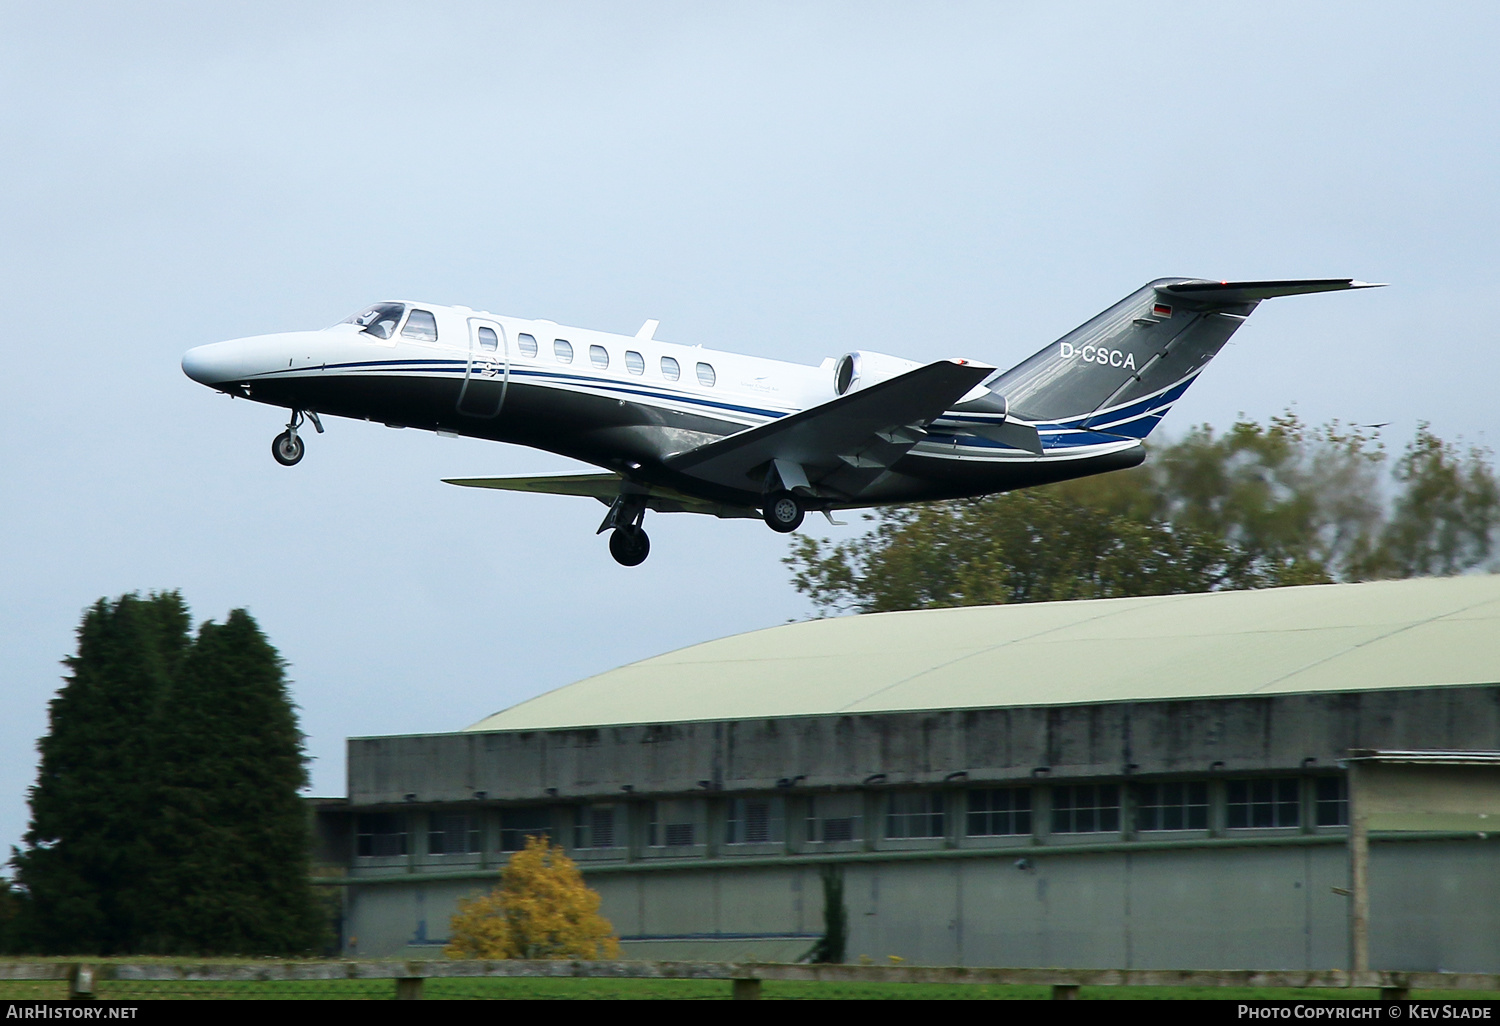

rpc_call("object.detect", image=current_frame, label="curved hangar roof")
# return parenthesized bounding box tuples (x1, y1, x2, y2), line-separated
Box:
(467, 574, 1500, 732)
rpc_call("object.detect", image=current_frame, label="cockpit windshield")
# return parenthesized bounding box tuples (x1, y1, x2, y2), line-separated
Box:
(342, 303, 407, 340)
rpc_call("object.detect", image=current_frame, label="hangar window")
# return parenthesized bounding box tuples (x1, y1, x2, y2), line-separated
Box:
(886, 791, 945, 839)
(476, 326, 498, 351)
(696, 362, 716, 387)
(726, 797, 785, 845)
(428, 813, 482, 855)
(1315, 777, 1348, 827)
(355, 813, 409, 858)
(660, 356, 681, 381)
(647, 800, 700, 847)
(806, 794, 862, 844)
(554, 339, 573, 364)
(499, 807, 553, 852)
(402, 309, 439, 342)
(967, 787, 1032, 837)
(1051, 784, 1120, 834)
(589, 345, 610, 370)
(574, 804, 622, 849)
(518, 333, 538, 357)
(1227, 778, 1301, 829)
(1135, 781, 1209, 831)
(343, 302, 406, 340)
(625, 350, 645, 375)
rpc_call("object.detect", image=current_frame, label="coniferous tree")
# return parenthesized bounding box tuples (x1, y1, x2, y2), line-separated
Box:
(11, 594, 321, 955)
(12, 592, 190, 954)
(146, 610, 322, 954)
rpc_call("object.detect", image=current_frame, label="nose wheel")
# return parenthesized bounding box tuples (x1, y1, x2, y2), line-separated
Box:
(608, 524, 651, 566)
(763, 490, 805, 533)
(272, 430, 305, 466)
(270, 409, 323, 467)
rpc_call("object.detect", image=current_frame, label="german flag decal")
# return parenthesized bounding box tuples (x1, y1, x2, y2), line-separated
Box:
(1151, 302, 1173, 318)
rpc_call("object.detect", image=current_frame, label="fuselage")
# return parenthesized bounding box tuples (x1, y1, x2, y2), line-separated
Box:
(181, 301, 1145, 509)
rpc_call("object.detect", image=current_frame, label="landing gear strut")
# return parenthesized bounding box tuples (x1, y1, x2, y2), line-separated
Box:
(599, 493, 651, 566)
(271, 409, 323, 467)
(763, 490, 805, 533)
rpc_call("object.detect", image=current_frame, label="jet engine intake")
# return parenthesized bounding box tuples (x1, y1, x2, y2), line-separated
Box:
(833, 350, 924, 396)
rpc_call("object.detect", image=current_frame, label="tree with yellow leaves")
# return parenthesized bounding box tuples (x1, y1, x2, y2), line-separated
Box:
(445, 835, 621, 960)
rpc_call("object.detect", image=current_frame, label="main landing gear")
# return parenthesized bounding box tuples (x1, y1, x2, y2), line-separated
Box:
(271, 409, 323, 466)
(599, 494, 651, 567)
(762, 490, 805, 533)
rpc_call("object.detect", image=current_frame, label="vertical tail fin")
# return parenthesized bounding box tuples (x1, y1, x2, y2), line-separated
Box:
(986, 278, 1381, 439)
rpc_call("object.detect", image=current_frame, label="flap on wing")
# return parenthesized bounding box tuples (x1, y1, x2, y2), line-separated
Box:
(443, 473, 624, 498)
(1158, 279, 1385, 305)
(667, 358, 996, 493)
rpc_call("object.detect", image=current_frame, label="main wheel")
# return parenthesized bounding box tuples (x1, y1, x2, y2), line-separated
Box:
(272, 430, 305, 466)
(763, 491, 804, 533)
(608, 525, 651, 566)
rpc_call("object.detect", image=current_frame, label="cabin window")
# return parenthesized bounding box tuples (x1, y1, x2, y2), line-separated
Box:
(1134, 781, 1209, 831)
(625, 351, 645, 376)
(660, 356, 681, 381)
(517, 333, 538, 357)
(967, 787, 1032, 837)
(589, 345, 610, 370)
(477, 326, 498, 351)
(342, 303, 406, 340)
(696, 362, 716, 387)
(554, 339, 573, 364)
(402, 309, 438, 342)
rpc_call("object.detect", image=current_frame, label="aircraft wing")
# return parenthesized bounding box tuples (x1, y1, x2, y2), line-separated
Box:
(444, 472, 625, 499)
(667, 358, 996, 496)
(443, 473, 759, 518)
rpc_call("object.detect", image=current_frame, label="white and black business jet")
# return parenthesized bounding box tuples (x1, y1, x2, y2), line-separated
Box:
(182, 278, 1379, 565)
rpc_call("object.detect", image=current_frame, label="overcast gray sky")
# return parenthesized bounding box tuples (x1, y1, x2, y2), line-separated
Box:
(2, 2, 1497, 861)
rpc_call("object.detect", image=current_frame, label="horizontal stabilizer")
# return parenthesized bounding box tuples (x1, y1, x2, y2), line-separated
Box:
(1158, 279, 1386, 305)
(667, 358, 996, 494)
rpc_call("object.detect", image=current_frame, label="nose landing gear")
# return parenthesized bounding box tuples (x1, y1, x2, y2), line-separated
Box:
(270, 410, 323, 467)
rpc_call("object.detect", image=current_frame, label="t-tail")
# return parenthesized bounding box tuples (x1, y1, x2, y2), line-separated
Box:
(981, 278, 1383, 445)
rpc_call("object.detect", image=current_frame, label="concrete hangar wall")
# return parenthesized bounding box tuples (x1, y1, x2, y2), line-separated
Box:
(318, 575, 1500, 970)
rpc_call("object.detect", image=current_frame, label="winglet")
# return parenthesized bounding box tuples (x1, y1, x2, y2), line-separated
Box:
(636, 319, 660, 340)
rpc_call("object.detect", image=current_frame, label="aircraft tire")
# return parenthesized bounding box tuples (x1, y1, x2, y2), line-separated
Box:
(763, 491, 804, 533)
(272, 430, 305, 466)
(609, 525, 651, 567)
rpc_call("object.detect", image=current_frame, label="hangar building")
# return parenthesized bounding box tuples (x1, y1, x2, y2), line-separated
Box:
(316, 574, 1500, 970)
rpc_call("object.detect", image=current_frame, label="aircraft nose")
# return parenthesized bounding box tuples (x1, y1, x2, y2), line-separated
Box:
(181, 343, 233, 386)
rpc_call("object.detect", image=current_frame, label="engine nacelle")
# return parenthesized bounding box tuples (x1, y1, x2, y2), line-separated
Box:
(833, 350, 924, 396)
